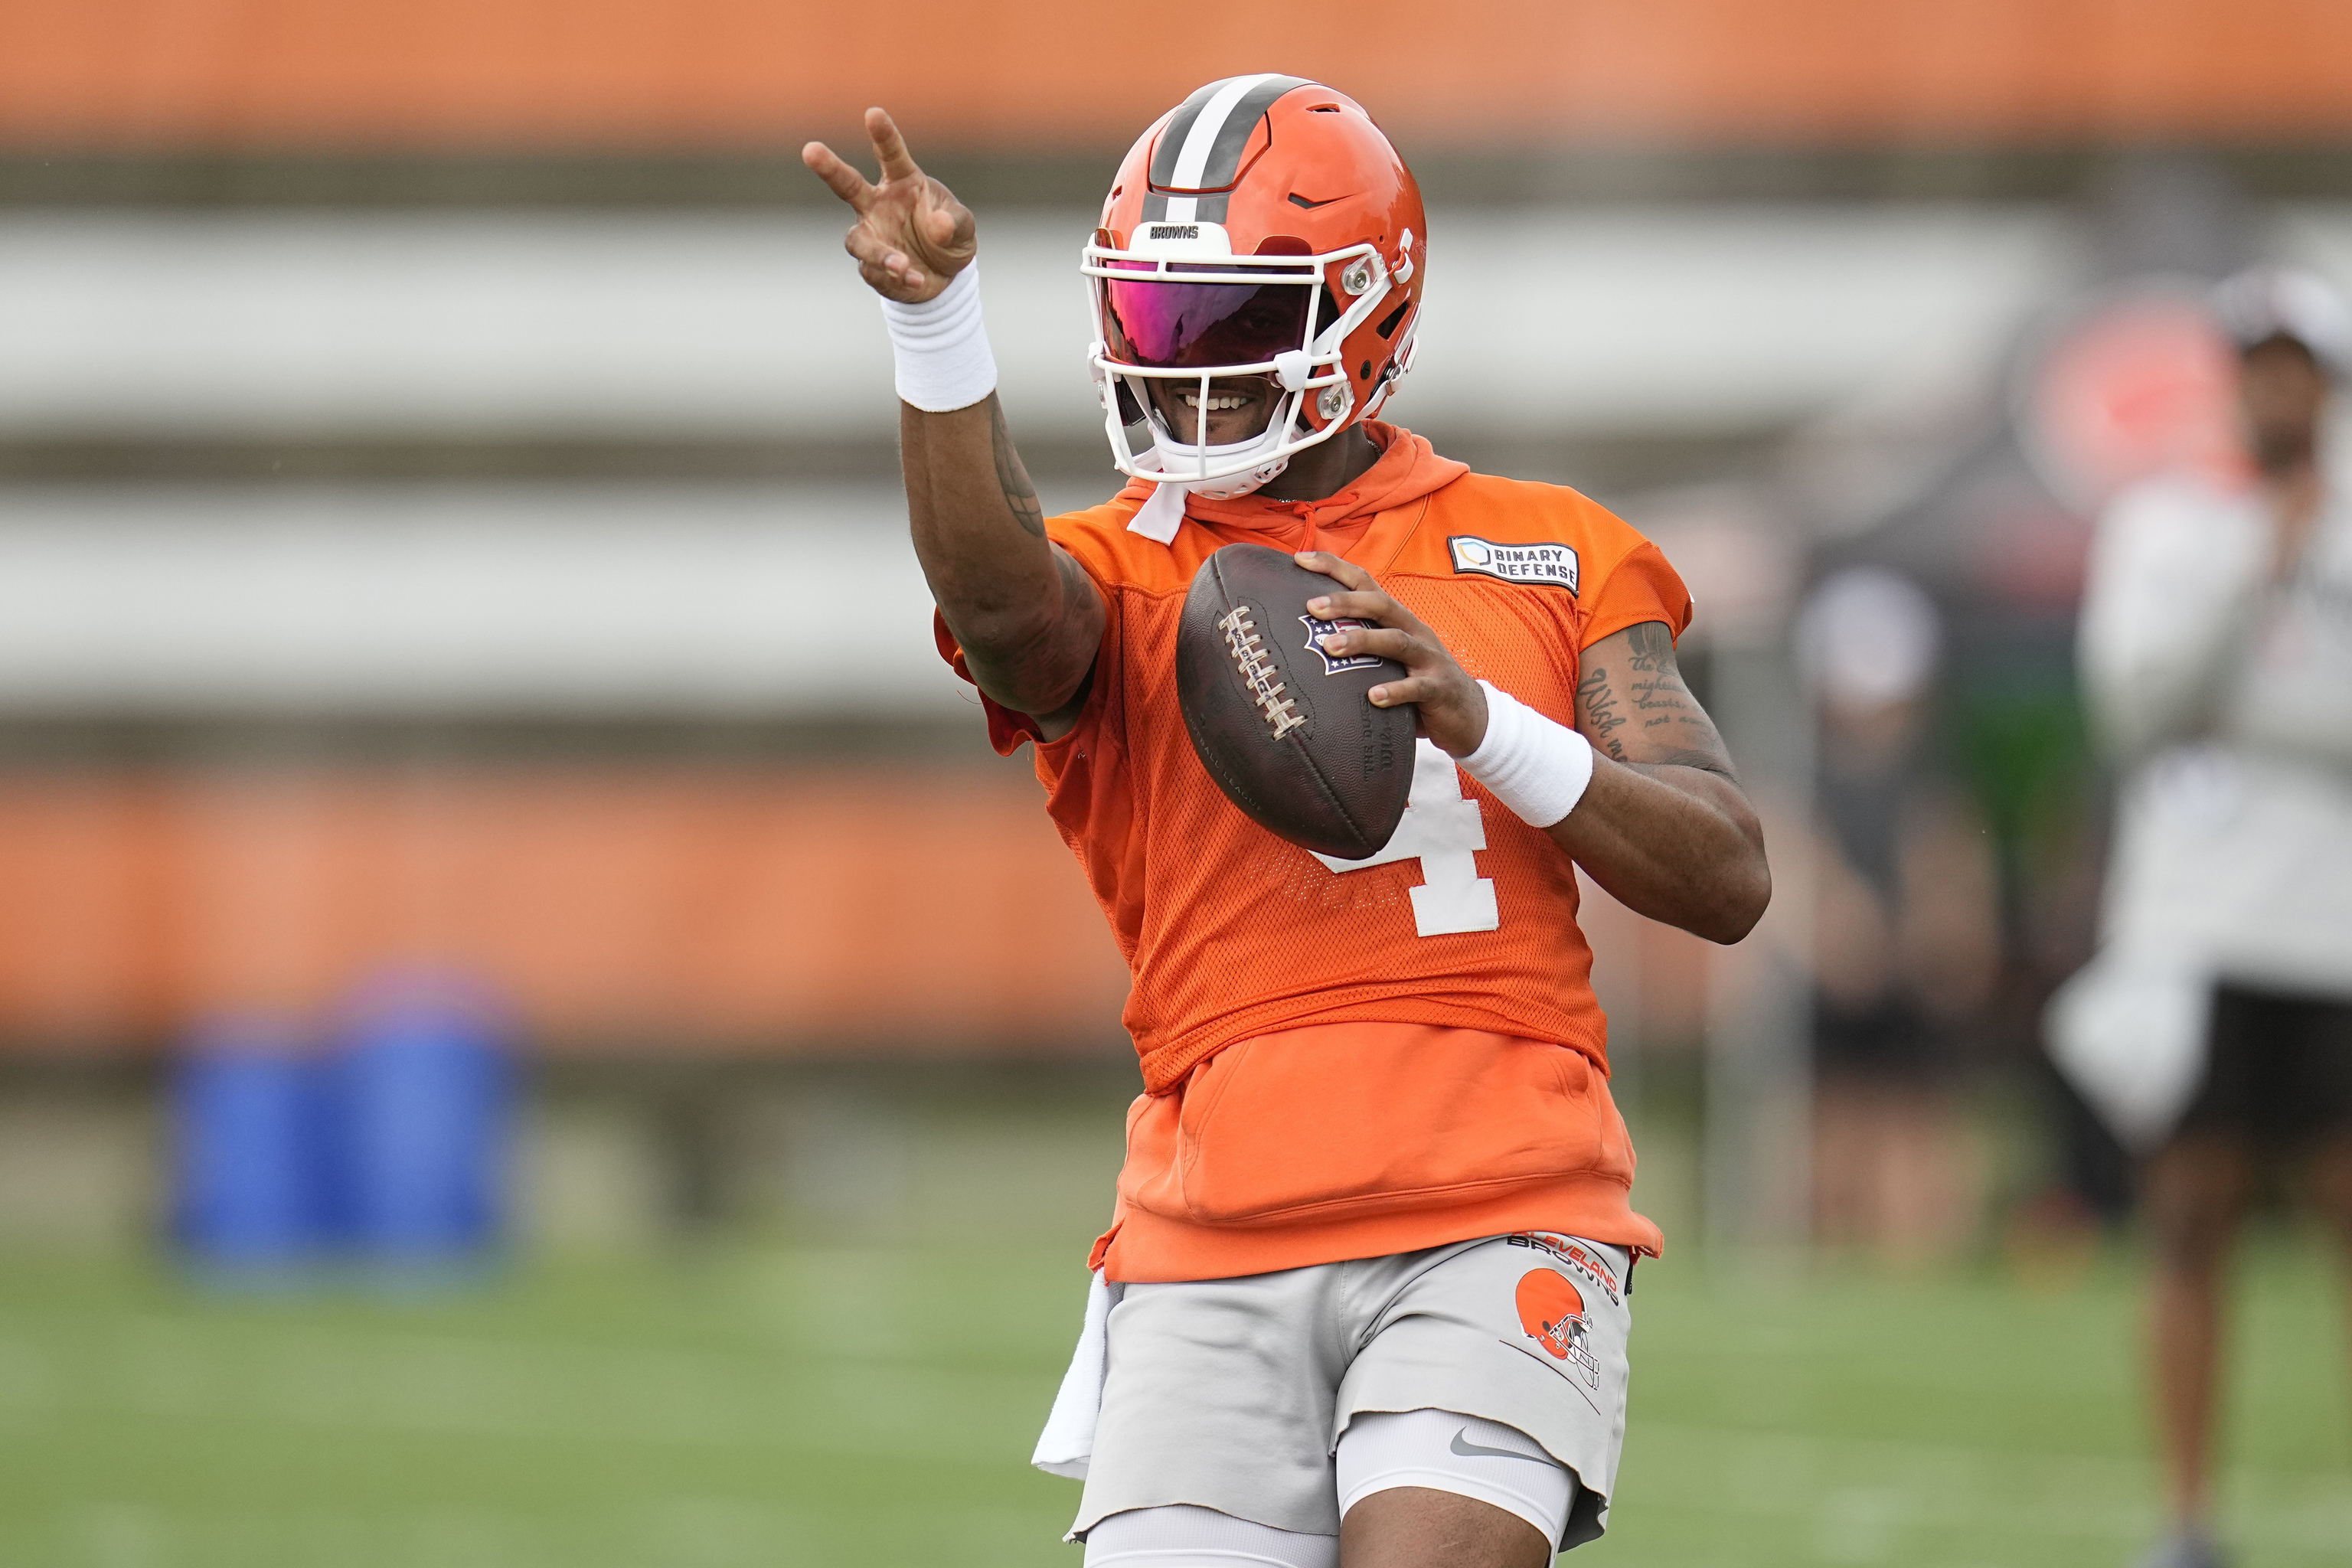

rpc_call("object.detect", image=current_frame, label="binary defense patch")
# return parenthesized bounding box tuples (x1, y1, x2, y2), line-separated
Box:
(1448, 536, 1579, 593)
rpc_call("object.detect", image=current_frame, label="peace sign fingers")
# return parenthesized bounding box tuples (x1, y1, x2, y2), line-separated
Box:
(802, 106, 976, 304)
(799, 139, 876, 213)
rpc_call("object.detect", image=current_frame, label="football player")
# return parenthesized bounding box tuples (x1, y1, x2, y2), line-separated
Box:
(805, 77, 1770, 1568)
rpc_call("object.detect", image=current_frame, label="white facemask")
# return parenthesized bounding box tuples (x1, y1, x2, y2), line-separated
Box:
(1145, 435, 1289, 499)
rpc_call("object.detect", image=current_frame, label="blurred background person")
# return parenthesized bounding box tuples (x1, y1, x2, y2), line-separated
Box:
(2073, 267, 2352, 1568)
(1797, 567, 2001, 1266)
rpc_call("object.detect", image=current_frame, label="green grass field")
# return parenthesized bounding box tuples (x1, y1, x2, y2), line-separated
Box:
(0, 1236, 2344, 1568)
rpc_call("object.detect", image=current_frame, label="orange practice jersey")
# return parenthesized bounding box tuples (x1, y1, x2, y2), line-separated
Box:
(939, 424, 1690, 1281)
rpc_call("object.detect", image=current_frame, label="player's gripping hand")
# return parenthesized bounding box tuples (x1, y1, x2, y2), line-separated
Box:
(1296, 551, 1491, 759)
(802, 108, 976, 303)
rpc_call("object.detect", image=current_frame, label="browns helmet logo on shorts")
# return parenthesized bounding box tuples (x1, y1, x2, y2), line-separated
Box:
(1515, 1268, 1602, 1391)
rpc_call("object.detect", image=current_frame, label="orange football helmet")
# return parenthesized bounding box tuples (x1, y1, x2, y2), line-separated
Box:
(1085, 75, 1427, 495)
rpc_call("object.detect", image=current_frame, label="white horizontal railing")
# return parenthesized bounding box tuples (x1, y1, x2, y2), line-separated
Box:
(0, 205, 2115, 439)
(0, 485, 987, 714)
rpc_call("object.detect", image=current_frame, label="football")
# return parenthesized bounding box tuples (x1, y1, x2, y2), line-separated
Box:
(1175, 543, 1417, 860)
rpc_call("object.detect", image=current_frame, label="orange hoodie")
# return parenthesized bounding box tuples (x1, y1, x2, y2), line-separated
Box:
(939, 424, 1685, 1281)
(1132, 423, 1469, 553)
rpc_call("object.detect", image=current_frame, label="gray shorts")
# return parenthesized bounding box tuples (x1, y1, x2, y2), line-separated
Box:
(1074, 1233, 1634, 1550)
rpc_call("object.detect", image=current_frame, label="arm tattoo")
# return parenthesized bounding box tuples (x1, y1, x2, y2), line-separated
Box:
(1576, 662, 1632, 762)
(1577, 621, 1739, 781)
(962, 545, 1100, 708)
(1625, 622, 1693, 724)
(1625, 621, 1671, 671)
(988, 397, 1045, 540)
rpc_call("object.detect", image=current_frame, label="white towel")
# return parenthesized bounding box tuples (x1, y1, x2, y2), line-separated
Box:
(1126, 482, 1188, 544)
(2045, 947, 2212, 1152)
(1031, 1268, 1123, 1479)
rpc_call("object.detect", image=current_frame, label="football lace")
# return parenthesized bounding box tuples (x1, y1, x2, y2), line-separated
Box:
(1216, 605, 1308, 740)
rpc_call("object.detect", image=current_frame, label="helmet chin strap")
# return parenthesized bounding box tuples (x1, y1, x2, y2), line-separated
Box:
(1125, 431, 1291, 544)
(1143, 407, 1292, 500)
(1174, 450, 1289, 501)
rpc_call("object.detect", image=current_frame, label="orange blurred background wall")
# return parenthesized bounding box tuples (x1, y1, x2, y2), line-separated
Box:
(6, 0, 2352, 149)
(0, 769, 1129, 1054)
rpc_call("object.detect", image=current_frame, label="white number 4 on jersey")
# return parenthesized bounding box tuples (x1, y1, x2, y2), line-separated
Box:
(1311, 739, 1500, 936)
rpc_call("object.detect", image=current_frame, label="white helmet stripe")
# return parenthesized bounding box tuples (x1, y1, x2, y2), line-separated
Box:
(1169, 74, 1278, 189)
(1142, 74, 1312, 224)
(1160, 76, 1269, 223)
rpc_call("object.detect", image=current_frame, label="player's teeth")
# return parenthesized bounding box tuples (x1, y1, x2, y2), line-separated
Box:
(1181, 394, 1247, 410)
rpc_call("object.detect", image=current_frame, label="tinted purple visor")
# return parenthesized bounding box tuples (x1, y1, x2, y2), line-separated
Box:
(1099, 265, 1315, 371)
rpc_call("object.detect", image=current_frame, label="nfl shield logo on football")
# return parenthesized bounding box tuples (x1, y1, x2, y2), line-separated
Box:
(1299, 615, 1383, 675)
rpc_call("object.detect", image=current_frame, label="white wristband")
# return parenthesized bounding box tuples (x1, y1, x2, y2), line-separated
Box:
(879, 260, 999, 413)
(1460, 681, 1594, 828)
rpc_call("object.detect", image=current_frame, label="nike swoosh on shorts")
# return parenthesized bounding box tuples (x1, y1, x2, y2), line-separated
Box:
(1449, 1429, 1553, 1464)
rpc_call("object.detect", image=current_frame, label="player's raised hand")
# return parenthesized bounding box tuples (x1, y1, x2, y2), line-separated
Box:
(1295, 551, 1493, 759)
(802, 108, 976, 304)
